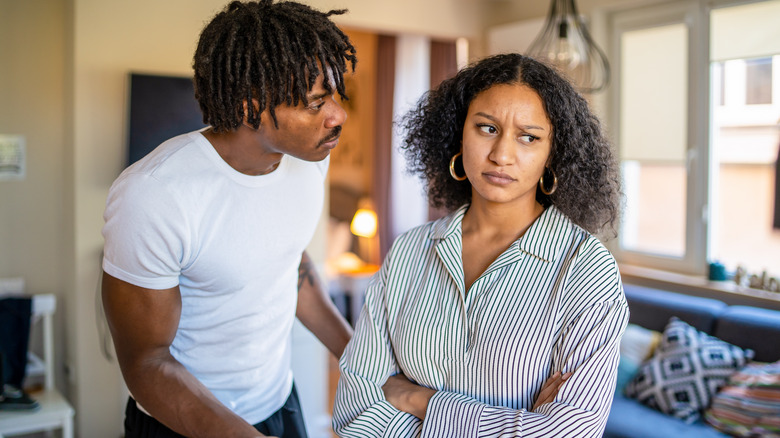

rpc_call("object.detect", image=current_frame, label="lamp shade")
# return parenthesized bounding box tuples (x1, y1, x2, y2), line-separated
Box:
(350, 208, 378, 238)
(527, 0, 610, 93)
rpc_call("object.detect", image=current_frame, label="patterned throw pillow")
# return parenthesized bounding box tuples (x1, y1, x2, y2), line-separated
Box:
(624, 317, 754, 423)
(704, 360, 780, 437)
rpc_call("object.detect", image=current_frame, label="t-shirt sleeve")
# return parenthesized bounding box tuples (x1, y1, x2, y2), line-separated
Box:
(102, 172, 188, 290)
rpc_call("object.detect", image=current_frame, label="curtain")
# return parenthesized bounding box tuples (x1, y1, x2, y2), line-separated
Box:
(373, 35, 396, 261)
(428, 39, 458, 222)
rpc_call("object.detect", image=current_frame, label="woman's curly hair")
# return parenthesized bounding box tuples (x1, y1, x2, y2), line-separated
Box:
(193, 0, 357, 132)
(401, 53, 621, 235)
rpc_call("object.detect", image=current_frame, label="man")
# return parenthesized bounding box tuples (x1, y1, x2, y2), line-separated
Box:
(101, 1, 356, 437)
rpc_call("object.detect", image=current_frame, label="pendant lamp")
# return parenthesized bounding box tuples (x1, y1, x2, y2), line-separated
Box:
(527, 0, 610, 93)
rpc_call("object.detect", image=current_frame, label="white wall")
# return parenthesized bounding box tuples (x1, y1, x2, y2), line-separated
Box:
(0, 0, 68, 401)
(391, 35, 431, 240)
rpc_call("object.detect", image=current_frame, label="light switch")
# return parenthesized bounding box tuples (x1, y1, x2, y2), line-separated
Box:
(0, 134, 26, 180)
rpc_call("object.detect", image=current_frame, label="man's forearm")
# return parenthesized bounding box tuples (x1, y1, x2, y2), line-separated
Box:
(296, 252, 353, 357)
(119, 351, 265, 438)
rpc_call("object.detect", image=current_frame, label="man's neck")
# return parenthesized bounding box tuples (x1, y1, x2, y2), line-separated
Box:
(202, 127, 282, 176)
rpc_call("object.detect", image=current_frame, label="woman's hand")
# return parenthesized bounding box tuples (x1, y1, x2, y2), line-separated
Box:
(532, 371, 572, 411)
(382, 370, 569, 419)
(382, 373, 436, 420)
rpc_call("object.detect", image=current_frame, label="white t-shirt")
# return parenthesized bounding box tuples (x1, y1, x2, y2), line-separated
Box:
(102, 130, 328, 424)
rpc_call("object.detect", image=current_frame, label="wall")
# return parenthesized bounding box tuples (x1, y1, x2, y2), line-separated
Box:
(0, 0, 68, 394)
(71, 1, 228, 435)
(482, 0, 644, 28)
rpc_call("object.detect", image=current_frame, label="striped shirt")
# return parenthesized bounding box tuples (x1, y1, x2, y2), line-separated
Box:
(332, 204, 629, 437)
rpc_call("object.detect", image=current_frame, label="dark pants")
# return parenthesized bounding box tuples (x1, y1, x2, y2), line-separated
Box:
(125, 384, 308, 438)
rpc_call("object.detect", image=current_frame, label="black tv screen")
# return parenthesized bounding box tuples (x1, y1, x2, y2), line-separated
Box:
(126, 73, 207, 167)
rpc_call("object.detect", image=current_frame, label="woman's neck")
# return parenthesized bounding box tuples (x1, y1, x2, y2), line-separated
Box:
(462, 198, 545, 242)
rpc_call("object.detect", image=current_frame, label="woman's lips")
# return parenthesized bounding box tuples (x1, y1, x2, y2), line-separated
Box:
(483, 171, 516, 185)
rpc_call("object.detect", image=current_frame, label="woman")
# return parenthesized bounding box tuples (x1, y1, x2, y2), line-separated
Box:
(332, 53, 628, 437)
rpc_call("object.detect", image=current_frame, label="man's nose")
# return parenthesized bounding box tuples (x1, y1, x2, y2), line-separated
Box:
(325, 97, 347, 128)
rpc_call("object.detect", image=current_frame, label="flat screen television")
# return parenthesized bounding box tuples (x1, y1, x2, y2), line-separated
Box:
(126, 73, 207, 167)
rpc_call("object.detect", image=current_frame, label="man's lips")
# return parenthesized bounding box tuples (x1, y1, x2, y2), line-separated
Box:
(483, 171, 516, 185)
(318, 127, 342, 148)
(320, 136, 340, 148)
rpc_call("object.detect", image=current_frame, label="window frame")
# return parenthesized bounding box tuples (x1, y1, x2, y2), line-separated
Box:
(602, 0, 780, 277)
(604, 0, 712, 275)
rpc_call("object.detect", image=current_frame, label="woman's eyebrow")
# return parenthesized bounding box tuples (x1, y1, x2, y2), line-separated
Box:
(474, 111, 546, 131)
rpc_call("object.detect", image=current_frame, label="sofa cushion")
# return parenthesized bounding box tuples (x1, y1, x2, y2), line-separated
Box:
(713, 306, 780, 363)
(624, 285, 727, 333)
(605, 394, 731, 437)
(616, 324, 662, 394)
(704, 360, 780, 437)
(624, 317, 754, 423)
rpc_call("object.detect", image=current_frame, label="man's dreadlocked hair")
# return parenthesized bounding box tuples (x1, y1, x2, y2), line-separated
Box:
(193, 0, 357, 132)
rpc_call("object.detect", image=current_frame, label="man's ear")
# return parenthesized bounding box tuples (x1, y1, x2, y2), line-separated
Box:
(242, 99, 262, 127)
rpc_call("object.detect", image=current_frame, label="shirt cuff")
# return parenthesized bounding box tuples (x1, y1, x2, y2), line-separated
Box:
(421, 391, 485, 438)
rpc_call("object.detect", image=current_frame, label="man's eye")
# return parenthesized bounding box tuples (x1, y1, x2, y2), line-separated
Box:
(307, 100, 325, 110)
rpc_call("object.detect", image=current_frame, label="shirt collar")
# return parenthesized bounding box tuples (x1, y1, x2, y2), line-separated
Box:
(517, 205, 572, 263)
(428, 204, 573, 263)
(429, 204, 469, 241)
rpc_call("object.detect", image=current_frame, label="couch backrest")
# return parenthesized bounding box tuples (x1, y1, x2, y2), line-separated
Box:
(624, 284, 727, 333)
(713, 305, 780, 363)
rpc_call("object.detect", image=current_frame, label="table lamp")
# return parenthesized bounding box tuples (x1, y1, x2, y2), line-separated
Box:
(350, 204, 380, 266)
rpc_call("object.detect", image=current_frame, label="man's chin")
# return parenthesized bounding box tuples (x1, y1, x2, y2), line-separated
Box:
(294, 148, 332, 162)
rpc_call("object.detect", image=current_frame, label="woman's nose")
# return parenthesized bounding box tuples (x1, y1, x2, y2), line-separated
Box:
(488, 136, 514, 166)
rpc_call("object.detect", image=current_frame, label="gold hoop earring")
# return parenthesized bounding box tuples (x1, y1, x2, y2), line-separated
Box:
(449, 152, 468, 181)
(539, 168, 558, 195)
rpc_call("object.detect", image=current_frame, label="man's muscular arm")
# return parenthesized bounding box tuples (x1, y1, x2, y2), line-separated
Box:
(295, 251, 353, 358)
(102, 272, 272, 438)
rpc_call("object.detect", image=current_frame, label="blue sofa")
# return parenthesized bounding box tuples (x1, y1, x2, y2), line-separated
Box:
(604, 284, 780, 438)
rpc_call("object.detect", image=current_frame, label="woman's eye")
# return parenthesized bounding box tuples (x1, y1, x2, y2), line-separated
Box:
(520, 134, 538, 143)
(478, 124, 497, 134)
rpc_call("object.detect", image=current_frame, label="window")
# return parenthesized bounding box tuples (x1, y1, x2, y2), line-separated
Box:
(710, 2, 780, 277)
(745, 57, 772, 105)
(608, 0, 780, 279)
(713, 61, 725, 106)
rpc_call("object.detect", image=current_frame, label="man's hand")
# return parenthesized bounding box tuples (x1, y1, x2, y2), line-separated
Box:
(532, 371, 572, 411)
(382, 373, 436, 420)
